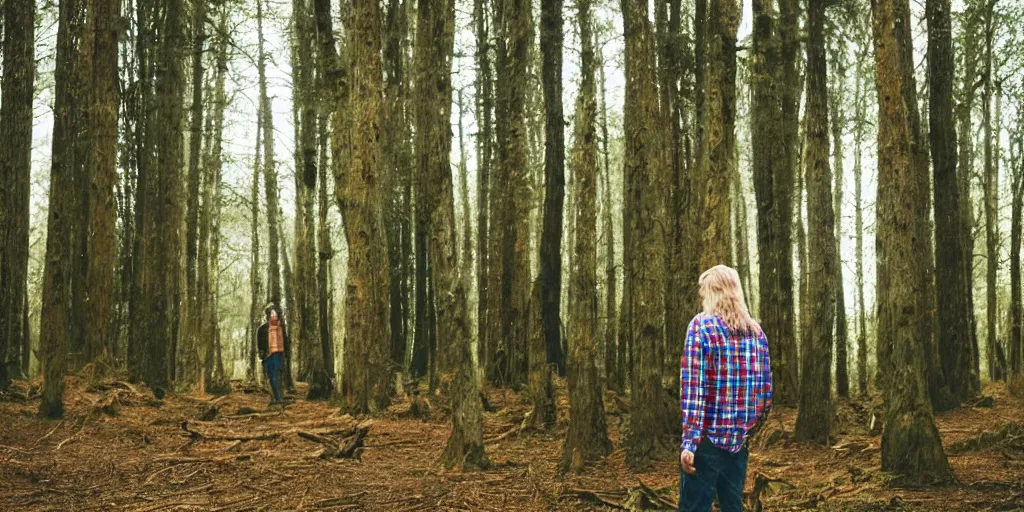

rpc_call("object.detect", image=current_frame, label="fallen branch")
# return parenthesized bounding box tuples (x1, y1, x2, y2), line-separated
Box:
(181, 421, 281, 442)
(54, 419, 87, 451)
(297, 424, 370, 460)
(567, 488, 626, 509)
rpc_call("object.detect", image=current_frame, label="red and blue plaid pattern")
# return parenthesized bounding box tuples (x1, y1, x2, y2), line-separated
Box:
(680, 313, 773, 453)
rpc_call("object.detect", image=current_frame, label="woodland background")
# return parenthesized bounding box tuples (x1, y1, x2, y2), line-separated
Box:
(2, 0, 1024, 508)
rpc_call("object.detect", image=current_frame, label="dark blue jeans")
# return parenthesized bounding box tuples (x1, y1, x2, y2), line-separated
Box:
(263, 352, 284, 402)
(679, 438, 749, 512)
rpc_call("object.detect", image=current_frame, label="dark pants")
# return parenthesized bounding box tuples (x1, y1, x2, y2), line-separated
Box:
(679, 438, 749, 512)
(263, 352, 284, 402)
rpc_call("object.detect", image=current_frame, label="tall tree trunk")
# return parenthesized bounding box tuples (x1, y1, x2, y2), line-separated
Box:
(154, 0, 186, 394)
(317, 102, 336, 397)
(0, 0, 36, 385)
(202, 5, 230, 392)
(854, 45, 869, 397)
(41, 0, 85, 416)
(1011, 134, 1023, 378)
(750, 0, 799, 407)
(538, 0, 567, 377)
(128, 0, 151, 383)
(928, 0, 971, 408)
(339, 0, 393, 413)
(622, 0, 670, 472)
(257, 0, 281, 323)
(598, 47, 620, 392)
(293, 0, 327, 399)
(982, 0, 1000, 382)
(493, 0, 533, 388)
(871, 0, 951, 484)
(957, 4, 982, 397)
(531, 0, 560, 421)
(248, 117, 263, 382)
(474, 0, 493, 380)
(795, 0, 835, 444)
(384, 0, 410, 376)
(661, 0, 687, 397)
(830, 48, 849, 400)
(562, 0, 612, 473)
(412, 0, 488, 470)
(181, 0, 206, 387)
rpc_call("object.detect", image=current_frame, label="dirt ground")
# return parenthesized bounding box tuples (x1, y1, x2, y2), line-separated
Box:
(1, 376, 1022, 512)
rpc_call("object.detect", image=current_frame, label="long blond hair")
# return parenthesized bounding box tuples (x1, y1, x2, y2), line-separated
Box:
(699, 265, 761, 334)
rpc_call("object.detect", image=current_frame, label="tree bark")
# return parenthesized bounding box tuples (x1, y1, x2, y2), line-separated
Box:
(622, 0, 671, 472)
(794, 0, 835, 444)
(982, 0, 1000, 382)
(413, 0, 488, 469)
(474, 0, 493, 380)
(829, 46, 849, 400)
(598, 46, 620, 392)
(750, 0, 799, 406)
(871, 0, 951, 484)
(493, 0, 533, 388)
(562, 0, 612, 472)
(181, 0, 206, 387)
(927, 0, 971, 408)
(853, 44, 869, 396)
(538, 0, 567, 377)
(0, 0, 36, 385)
(40, 0, 85, 416)
(339, 0, 394, 413)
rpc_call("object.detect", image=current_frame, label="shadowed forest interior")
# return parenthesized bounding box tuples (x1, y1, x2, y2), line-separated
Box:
(1, 0, 1024, 509)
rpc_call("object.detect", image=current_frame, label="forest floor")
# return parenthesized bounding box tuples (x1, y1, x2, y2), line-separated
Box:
(1, 374, 1023, 512)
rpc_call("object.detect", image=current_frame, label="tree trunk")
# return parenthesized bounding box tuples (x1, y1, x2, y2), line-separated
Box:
(795, 0, 835, 444)
(202, 5, 230, 392)
(982, 0, 1000, 383)
(750, 0, 799, 406)
(40, 0, 85, 416)
(474, 0, 493, 381)
(1011, 134, 1023, 378)
(317, 101, 336, 398)
(248, 116, 263, 383)
(84, 0, 119, 371)
(871, 0, 951, 484)
(384, 0, 410, 375)
(412, 0, 488, 470)
(957, 4, 981, 398)
(694, 0, 736, 273)
(598, 46, 620, 392)
(257, 0, 281, 320)
(562, 0, 612, 472)
(538, 0, 566, 378)
(928, 0, 972, 408)
(181, 0, 206, 387)
(622, 0, 670, 472)
(853, 45, 869, 397)
(829, 47, 849, 400)
(339, 0, 394, 413)
(0, 0, 36, 385)
(494, 0, 533, 388)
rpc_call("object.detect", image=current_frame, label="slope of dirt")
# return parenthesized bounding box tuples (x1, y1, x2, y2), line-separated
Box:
(1, 377, 1022, 511)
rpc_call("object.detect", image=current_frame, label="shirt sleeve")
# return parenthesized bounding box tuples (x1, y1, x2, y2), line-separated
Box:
(680, 316, 707, 453)
(758, 331, 773, 421)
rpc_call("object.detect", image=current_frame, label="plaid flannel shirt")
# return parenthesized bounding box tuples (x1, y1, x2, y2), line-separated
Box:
(680, 313, 773, 453)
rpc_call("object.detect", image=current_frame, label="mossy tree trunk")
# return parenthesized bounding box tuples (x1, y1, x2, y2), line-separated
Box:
(871, 0, 952, 484)
(561, 0, 612, 473)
